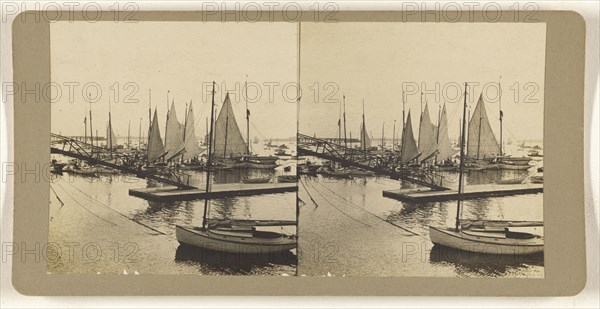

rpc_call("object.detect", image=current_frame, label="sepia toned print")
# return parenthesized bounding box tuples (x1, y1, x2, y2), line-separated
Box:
(48, 21, 298, 275)
(297, 22, 546, 277)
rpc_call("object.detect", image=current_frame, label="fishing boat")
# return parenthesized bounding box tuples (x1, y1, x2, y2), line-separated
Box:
(176, 84, 296, 254)
(277, 175, 297, 183)
(241, 176, 271, 184)
(50, 159, 66, 174)
(212, 91, 278, 170)
(497, 178, 525, 185)
(429, 84, 544, 255)
(465, 93, 502, 169)
(530, 175, 544, 183)
(275, 149, 291, 156)
(434, 103, 458, 166)
(528, 150, 543, 157)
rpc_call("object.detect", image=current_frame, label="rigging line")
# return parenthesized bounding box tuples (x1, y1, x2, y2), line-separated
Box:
(312, 181, 422, 236)
(54, 182, 117, 226)
(58, 179, 168, 235)
(303, 180, 371, 227)
(299, 177, 318, 207)
(50, 184, 65, 207)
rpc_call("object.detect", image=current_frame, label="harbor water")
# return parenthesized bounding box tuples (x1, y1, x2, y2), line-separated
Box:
(297, 143, 544, 278)
(48, 140, 298, 276)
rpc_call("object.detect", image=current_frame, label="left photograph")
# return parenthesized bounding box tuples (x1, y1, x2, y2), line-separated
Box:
(48, 21, 299, 275)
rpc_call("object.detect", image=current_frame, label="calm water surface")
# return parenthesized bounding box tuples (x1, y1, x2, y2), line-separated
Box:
(298, 144, 544, 278)
(48, 142, 297, 275)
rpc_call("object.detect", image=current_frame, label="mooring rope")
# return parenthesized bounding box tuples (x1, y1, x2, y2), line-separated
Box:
(58, 179, 168, 235)
(312, 181, 423, 237)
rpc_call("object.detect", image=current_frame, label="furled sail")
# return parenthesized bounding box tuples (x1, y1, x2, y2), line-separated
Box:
(436, 103, 457, 162)
(182, 101, 202, 161)
(164, 101, 185, 160)
(147, 108, 165, 162)
(417, 102, 438, 162)
(214, 93, 248, 158)
(360, 122, 371, 150)
(400, 110, 419, 163)
(467, 94, 501, 159)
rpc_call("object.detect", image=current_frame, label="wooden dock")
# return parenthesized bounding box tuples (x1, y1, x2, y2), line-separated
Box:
(129, 182, 297, 201)
(382, 183, 543, 203)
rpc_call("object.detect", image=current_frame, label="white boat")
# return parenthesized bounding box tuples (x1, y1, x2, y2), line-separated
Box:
(429, 84, 544, 256)
(429, 225, 543, 255)
(176, 225, 296, 254)
(176, 83, 297, 254)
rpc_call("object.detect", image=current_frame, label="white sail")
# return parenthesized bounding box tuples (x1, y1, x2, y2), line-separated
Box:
(182, 101, 202, 161)
(214, 93, 248, 158)
(436, 103, 457, 161)
(418, 102, 438, 162)
(467, 94, 501, 159)
(401, 110, 419, 163)
(164, 101, 185, 160)
(105, 121, 117, 149)
(147, 108, 165, 162)
(360, 122, 371, 150)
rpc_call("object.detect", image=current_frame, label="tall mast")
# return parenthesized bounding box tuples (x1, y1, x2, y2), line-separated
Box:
(400, 91, 405, 161)
(88, 94, 94, 153)
(343, 95, 347, 148)
(392, 120, 396, 151)
(476, 96, 483, 160)
(362, 98, 366, 152)
(381, 122, 385, 149)
(202, 82, 217, 229)
(108, 96, 113, 159)
(436, 103, 442, 163)
(338, 98, 342, 145)
(138, 118, 142, 149)
(455, 82, 469, 231)
(245, 77, 250, 154)
(164, 90, 170, 148)
(499, 76, 503, 157)
(223, 98, 229, 158)
(84, 116, 87, 144)
(127, 120, 131, 149)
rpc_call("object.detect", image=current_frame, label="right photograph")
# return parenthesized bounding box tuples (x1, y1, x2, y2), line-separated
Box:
(297, 22, 546, 278)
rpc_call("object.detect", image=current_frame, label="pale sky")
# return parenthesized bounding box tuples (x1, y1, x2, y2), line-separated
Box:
(51, 21, 298, 140)
(299, 22, 546, 142)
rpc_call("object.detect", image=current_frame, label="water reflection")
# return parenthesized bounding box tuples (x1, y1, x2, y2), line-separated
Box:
(429, 245, 544, 277)
(175, 245, 297, 275)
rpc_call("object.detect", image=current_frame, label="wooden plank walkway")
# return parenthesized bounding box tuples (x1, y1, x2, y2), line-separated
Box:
(129, 182, 297, 201)
(382, 183, 543, 203)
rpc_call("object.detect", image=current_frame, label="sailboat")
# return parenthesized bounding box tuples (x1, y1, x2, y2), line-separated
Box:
(417, 102, 438, 164)
(179, 101, 205, 170)
(164, 100, 186, 162)
(143, 108, 167, 172)
(360, 102, 372, 152)
(240, 81, 279, 168)
(434, 103, 458, 170)
(429, 83, 543, 255)
(400, 110, 420, 165)
(176, 82, 297, 254)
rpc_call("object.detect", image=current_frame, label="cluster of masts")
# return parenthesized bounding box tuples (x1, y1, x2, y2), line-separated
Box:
(82, 81, 266, 167)
(335, 84, 505, 165)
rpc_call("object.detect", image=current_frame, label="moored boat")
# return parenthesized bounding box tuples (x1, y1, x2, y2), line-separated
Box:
(277, 175, 297, 183)
(176, 83, 297, 254)
(429, 84, 544, 256)
(241, 176, 271, 184)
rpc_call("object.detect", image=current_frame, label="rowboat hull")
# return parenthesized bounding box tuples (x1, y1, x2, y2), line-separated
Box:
(176, 225, 297, 254)
(429, 226, 543, 255)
